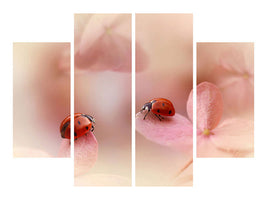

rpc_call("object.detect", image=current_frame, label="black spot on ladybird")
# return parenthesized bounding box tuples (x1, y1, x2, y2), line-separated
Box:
(86, 126, 89, 130)
(157, 109, 160, 113)
(169, 110, 172, 114)
(162, 103, 165, 106)
(78, 121, 81, 125)
(74, 132, 77, 137)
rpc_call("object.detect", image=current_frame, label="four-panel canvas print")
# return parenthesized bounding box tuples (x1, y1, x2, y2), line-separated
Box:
(13, 14, 254, 187)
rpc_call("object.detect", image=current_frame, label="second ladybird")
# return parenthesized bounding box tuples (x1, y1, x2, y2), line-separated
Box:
(140, 98, 175, 121)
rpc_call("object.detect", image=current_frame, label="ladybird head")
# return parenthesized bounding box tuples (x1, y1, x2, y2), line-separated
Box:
(141, 102, 152, 112)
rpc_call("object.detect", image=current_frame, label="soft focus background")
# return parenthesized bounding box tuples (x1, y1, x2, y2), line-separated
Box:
(13, 43, 70, 157)
(197, 43, 254, 121)
(136, 14, 193, 186)
(74, 14, 132, 185)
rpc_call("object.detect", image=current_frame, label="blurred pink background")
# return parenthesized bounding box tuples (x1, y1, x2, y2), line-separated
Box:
(136, 14, 193, 186)
(74, 14, 132, 185)
(197, 43, 254, 120)
(13, 43, 70, 157)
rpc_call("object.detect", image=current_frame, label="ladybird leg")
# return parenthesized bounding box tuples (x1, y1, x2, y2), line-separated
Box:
(143, 110, 150, 120)
(154, 113, 162, 121)
(90, 125, 94, 132)
(159, 115, 164, 120)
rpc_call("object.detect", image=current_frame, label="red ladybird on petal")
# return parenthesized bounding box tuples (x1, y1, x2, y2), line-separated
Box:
(60, 113, 95, 139)
(141, 98, 175, 121)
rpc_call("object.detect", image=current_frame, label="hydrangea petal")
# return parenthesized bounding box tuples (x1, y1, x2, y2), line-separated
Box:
(216, 74, 241, 89)
(220, 79, 254, 115)
(211, 118, 254, 154)
(58, 132, 98, 176)
(197, 135, 233, 158)
(58, 140, 71, 157)
(186, 87, 193, 122)
(75, 14, 131, 72)
(196, 82, 223, 131)
(171, 162, 193, 186)
(219, 48, 248, 74)
(74, 132, 98, 176)
(136, 112, 192, 151)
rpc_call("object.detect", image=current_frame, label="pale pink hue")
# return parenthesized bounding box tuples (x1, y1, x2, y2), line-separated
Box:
(187, 82, 223, 130)
(210, 118, 254, 153)
(136, 81, 253, 159)
(136, 105, 193, 183)
(74, 14, 147, 72)
(13, 147, 51, 158)
(219, 47, 253, 78)
(58, 48, 70, 72)
(58, 132, 98, 176)
(75, 174, 131, 186)
(136, 112, 193, 152)
(171, 161, 193, 186)
(58, 140, 71, 157)
(192, 82, 254, 157)
(215, 46, 254, 115)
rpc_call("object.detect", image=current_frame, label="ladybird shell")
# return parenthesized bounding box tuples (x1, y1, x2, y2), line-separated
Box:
(150, 98, 175, 116)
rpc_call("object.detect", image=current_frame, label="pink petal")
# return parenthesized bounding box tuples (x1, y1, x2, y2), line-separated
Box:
(219, 48, 248, 74)
(195, 82, 223, 131)
(75, 14, 132, 72)
(75, 174, 131, 186)
(171, 160, 193, 186)
(197, 135, 234, 158)
(219, 79, 254, 115)
(58, 140, 71, 157)
(13, 147, 52, 158)
(186, 86, 193, 122)
(210, 118, 254, 155)
(136, 112, 192, 151)
(58, 133, 98, 176)
(74, 133, 98, 176)
(216, 74, 241, 89)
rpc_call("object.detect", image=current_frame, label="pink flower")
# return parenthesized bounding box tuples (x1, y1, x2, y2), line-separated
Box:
(213, 44, 254, 116)
(74, 14, 148, 72)
(188, 82, 254, 157)
(136, 81, 253, 183)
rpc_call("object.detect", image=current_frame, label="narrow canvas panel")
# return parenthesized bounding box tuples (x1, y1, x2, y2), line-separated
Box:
(13, 42, 70, 158)
(135, 14, 193, 186)
(73, 14, 132, 186)
(196, 42, 254, 158)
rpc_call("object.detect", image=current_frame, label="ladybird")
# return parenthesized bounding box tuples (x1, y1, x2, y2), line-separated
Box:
(60, 113, 95, 139)
(140, 98, 175, 121)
